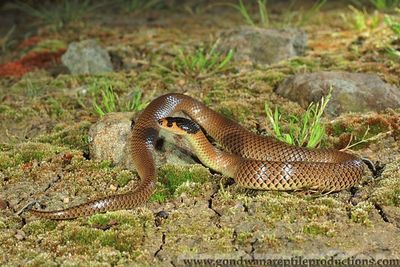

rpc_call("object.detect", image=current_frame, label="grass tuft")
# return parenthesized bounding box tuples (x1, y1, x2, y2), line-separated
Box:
(120, 0, 164, 13)
(341, 5, 381, 31)
(264, 90, 331, 148)
(369, 0, 400, 11)
(384, 10, 400, 60)
(159, 41, 233, 79)
(228, 0, 269, 27)
(229, 0, 326, 27)
(5, 0, 107, 29)
(282, 0, 327, 26)
(0, 26, 17, 53)
(93, 86, 148, 117)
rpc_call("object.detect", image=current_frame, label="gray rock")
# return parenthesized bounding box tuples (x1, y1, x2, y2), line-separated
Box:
(89, 112, 196, 168)
(218, 26, 307, 65)
(275, 71, 400, 116)
(61, 39, 113, 74)
(89, 112, 134, 168)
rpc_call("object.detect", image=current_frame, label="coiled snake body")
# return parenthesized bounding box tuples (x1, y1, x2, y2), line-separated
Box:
(29, 93, 364, 219)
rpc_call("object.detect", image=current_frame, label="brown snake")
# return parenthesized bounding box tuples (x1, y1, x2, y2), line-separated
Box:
(29, 93, 364, 219)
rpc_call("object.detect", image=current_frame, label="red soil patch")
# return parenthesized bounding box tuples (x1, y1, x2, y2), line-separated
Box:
(18, 36, 42, 49)
(0, 49, 65, 77)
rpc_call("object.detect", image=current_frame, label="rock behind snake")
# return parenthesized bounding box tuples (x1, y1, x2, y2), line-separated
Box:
(29, 93, 364, 219)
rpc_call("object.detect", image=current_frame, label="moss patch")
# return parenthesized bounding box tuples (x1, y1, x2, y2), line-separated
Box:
(350, 201, 374, 225)
(35, 121, 91, 153)
(151, 164, 210, 202)
(0, 142, 69, 169)
(371, 159, 400, 207)
(303, 222, 335, 237)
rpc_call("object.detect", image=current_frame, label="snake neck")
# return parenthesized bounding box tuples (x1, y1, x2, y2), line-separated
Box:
(187, 131, 242, 178)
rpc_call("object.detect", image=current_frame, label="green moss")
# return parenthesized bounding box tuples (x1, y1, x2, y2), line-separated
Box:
(258, 70, 287, 87)
(289, 57, 317, 71)
(45, 97, 65, 118)
(31, 39, 66, 53)
(151, 164, 210, 202)
(366, 121, 389, 137)
(350, 201, 373, 225)
(235, 231, 253, 245)
(18, 143, 60, 162)
(0, 153, 15, 169)
(98, 160, 113, 169)
(82, 75, 132, 95)
(331, 115, 392, 142)
(314, 197, 341, 209)
(216, 102, 251, 124)
(303, 222, 333, 236)
(374, 188, 400, 207)
(174, 181, 205, 198)
(320, 54, 350, 69)
(330, 120, 359, 138)
(0, 142, 67, 168)
(371, 158, 400, 205)
(0, 104, 11, 114)
(371, 170, 400, 207)
(0, 106, 35, 123)
(150, 183, 169, 202)
(9, 74, 54, 97)
(0, 220, 6, 230)
(24, 220, 58, 235)
(252, 194, 298, 222)
(19, 150, 46, 163)
(26, 253, 57, 267)
(261, 234, 280, 247)
(64, 226, 99, 245)
(35, 121, 91, 153)
(203, 85, 226, 105)
(330, 122, 348, 136)
(305, 205, 329, 218)
(66, 156, 116, 175)
(64, 220, 144, 253)
(115, 170, 134, 187)
(99, 231, 133, 251)
(87, 214, 113, 227)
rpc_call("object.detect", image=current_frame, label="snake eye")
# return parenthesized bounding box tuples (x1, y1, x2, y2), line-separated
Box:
(158, 118, 174, 128)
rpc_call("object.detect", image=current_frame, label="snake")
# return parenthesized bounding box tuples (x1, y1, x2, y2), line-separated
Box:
(28, 93, 364, 220)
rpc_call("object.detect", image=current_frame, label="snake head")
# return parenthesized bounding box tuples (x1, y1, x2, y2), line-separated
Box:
(158, 117, 200, 135)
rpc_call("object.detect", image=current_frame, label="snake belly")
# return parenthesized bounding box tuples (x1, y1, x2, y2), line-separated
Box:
(29, 93, 364, 219)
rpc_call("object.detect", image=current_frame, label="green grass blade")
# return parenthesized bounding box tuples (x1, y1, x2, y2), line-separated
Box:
(217, 49, 234, 70)
(258, 0, 269, 27)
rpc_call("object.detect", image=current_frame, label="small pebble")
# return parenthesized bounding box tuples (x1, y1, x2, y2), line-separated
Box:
(62, 153, 73, 165)
(155, 210, 169, 227)
(0, 199, 8, 210)
(177, 79, 186, 86)
(109, 185, 117, 191)
(155, 210, 169, 219)
(15, 230, 26, 241)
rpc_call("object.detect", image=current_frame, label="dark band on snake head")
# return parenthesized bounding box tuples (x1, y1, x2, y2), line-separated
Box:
(159, 117, 201, 134)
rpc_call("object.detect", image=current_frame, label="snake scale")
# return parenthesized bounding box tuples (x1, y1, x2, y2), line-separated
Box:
(29, 93, 364, 219)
